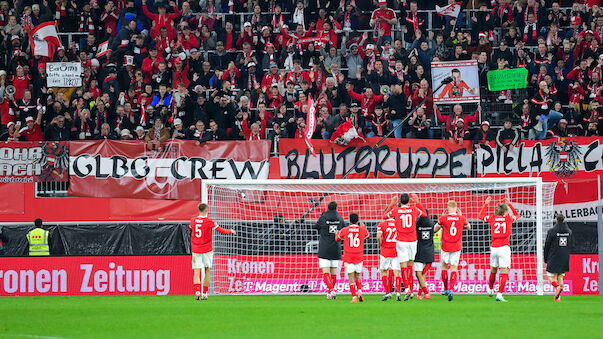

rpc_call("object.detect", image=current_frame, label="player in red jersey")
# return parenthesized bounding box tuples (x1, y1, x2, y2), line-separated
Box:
(384, 193, 426, 301)
(479, 197, 518, 302)
(434, 201, 470, 301)
(335, 213, 370, 303)
(189, 203, 236, 300)
(377, 217, 398, 301)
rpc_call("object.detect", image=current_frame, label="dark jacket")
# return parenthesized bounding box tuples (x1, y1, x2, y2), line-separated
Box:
(544, 221, 573, 274)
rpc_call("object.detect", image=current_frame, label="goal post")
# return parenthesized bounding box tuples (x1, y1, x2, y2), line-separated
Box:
(202, 178, 556, 296)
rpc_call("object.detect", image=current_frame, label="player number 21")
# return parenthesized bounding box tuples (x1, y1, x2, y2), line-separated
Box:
(494, 222, 506, 234)
(195, 224, 202, 237)
(347, 233, 360, 247)
(399, 214, 412, 228)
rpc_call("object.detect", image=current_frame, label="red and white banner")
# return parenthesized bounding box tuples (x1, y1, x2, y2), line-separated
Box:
(303, 95, 317, 156)
(476, 137, 603, 179)
(96, 41, 110, 58)
(431, 60, 480, 104)
(0, 256, 188, 296)
(0, 254, 596, 296)
(28, 21, 62, 59)
(436, 1, 462, 18)
(0, 141, 69, 183)
(68, 140, 271, 200)
(278, 138, 473, 179)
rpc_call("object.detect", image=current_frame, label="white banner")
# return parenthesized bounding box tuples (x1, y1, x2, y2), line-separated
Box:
(46, 62, 82, 87)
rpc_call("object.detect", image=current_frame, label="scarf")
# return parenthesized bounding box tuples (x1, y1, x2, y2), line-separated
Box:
(80, 11, 94, 34)
(524, 6, 537, 24)
(523, 23, 537, 42)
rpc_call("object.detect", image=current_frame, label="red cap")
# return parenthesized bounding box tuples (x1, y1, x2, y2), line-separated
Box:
(173, 57, 182, 64)
(572, 16, 582, 25)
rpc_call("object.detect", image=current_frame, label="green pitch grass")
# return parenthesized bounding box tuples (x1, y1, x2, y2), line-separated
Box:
(1, 295, 602, 338)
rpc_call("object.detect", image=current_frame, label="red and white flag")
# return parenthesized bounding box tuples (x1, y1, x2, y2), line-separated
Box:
(303, 95, 317, 156)
(96, 41, 111, 58)
(28, 21, 62, 59)
(436, 1, 462, 18)
(330, 120, 365, 146)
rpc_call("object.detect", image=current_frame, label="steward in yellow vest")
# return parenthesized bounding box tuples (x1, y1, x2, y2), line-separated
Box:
(26, 218, 49, 256)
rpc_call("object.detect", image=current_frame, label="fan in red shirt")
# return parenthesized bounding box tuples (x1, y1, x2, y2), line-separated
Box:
(384, 193, 426, 301)
(335, 213, 370, 303)
(479, 196, 519, 302)
(434, 200, 470, 301)
(189, 203, 236, 301)
(377, 218, 398, 301)
(370, 0, 397, 41)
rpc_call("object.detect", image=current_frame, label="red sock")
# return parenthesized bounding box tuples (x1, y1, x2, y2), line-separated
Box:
(323, 273, 333, 291)
(422, 263, 432, 276)
(402, 267, 410, 291)
(202, 285, 209, 294)
(551, 281, 559, 288)
(407, 266, 414, 293)
(498, 273, 508, 293)
(194, 283, 201, 293)
(418, 288, 423, 296)
(395, 276, 402, 293)
(388, 270, 394, 292)
(450, 271, 458, 291)
(355, 279, 362, 291)
(489, 271, 496, 290)
(350, 283, 357, 297)
(381, 274, 389, 293)
(331, 274, 337, 289)
(441, 270, 448, 291)
(423, 286, 429, 294)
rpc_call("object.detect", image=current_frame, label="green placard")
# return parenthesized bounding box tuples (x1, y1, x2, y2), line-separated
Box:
(487, 68, 528, 91)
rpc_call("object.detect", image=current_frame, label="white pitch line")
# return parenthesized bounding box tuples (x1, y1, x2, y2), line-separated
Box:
(0, 334, 68, 339)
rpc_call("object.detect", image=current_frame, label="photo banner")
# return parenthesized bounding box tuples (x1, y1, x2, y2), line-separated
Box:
(278, 138, 473, 179)
(0, 141, 69, 183)
(68, 140, 271, 200)
(432, 60, 480, 104)
(46, 62, 82, 87)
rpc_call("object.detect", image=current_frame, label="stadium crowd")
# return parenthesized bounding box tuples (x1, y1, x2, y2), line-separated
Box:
(0, 0, 601, 150)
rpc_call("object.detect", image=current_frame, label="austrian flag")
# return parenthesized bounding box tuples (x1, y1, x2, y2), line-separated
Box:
(96, 41, 111, 58)
(28, 21, 62, 59)
(436, 1, 462, 18)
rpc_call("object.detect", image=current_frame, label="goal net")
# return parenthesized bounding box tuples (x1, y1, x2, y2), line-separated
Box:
(202, 178, 556, 296)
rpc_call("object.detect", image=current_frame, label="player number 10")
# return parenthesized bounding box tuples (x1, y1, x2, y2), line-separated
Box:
(399, 214, 412, 228)
(347, 233, 360, 247)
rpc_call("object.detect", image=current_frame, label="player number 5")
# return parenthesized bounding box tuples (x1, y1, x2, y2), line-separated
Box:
(195, 224, 202, 238)
(348, 233, 360, 247)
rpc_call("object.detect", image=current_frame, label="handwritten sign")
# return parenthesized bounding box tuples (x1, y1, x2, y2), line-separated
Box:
(487, 68, 528, 91)
(46, 62, 82, 87)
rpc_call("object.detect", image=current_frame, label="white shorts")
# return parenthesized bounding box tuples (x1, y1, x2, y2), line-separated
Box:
(192, 251, 213, 269)
(396, 241, 417, 263)
(414, 262, 430, 272)
(441, 250, 461, 266)
(547, 272, 565, 277)
(379, 256, 399, 271)
(318, 258, 340, 268)
(344, 262, 363, 274)
(490, 246, 511, 268)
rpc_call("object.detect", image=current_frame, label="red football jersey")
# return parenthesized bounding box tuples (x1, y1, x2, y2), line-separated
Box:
(483, 214, 517, 247)
(385, 205, 425, 242)
(377, 219, 397, 258)
(337, 224, 370, 264)
(189, 216, 218, 253)
(371, 8, 396, 36)
(438, 213, 469, 252)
